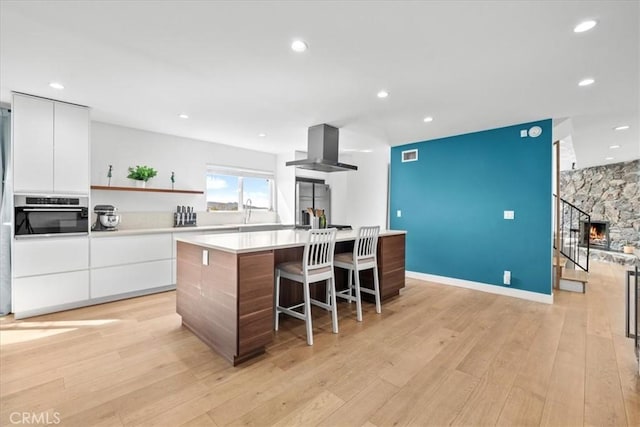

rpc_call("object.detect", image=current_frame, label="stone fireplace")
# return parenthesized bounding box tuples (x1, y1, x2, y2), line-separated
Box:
(560, 160, 639, 255)
(580, 220, 610, 250)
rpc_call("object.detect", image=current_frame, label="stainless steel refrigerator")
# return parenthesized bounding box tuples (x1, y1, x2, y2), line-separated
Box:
(295, 180, 331, 226)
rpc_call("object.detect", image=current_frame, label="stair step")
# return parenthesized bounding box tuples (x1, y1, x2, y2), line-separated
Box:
(561, 269, 588, 283)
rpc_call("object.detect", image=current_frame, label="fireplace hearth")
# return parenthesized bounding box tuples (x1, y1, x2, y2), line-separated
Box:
(580, 220, 610, 250)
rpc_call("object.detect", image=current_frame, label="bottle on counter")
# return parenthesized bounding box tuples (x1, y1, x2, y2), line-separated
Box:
(319, 210, 327, 229)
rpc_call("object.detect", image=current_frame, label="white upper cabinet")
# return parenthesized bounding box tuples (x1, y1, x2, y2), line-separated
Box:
(53, 102, 90, 193)
(12, 94, 54, 193)
(12, 93, 89, 194)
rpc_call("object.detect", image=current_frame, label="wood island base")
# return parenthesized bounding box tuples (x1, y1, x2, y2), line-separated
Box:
(176, 231, 405, 365)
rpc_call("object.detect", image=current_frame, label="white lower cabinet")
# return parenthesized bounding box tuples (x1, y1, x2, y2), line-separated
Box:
(12, 236, 90, 318)
(91, 234, 172, 268)
(90, 233, 173, 299)
(14, 237, 89, 277)
(13, 270, 90, 314)
(91, 259, 172, 298)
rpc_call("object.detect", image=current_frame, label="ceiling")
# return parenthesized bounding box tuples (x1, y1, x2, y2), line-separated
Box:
(1, 1, 638, 169)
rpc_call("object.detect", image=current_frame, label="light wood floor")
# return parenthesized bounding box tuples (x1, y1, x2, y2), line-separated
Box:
(1, 261, 638, 426)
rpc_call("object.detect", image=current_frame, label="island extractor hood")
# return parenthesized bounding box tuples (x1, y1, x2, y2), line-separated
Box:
(286, 124, 358, 172)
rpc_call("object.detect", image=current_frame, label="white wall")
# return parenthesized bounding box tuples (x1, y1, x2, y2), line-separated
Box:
(91, 122, 277, 213)
(93, 121, 392, 229)
(275, 152, 296, 225)
(275, 133, 390, 229)
(346, 149, 390, 228)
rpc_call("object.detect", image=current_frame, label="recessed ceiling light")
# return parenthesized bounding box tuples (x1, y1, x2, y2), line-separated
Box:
(178, 113, 189, 119)
(605, 157, 614, 160)
(423, 116, 434, 123)
(377, 90, 389, 98)
(49, 82, 64, 90)
(578, 78, 595, 86)
(574, 20, 597, 33)
(291, 40, 308, 52)
(609, 145, 620, 149)
(258, 133, 267, 137)
(614, 125, 630, 131)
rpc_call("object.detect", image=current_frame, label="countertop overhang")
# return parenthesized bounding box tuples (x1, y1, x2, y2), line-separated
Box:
(176, 229, 407, 254)
(89, 222, 288, 237)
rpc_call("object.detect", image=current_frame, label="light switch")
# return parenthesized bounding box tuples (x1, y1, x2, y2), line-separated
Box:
(397, 210, 402, 218)
(504, 210, 515, 220)
(520, 130, 528, 138)
(202, 249, 209, 266)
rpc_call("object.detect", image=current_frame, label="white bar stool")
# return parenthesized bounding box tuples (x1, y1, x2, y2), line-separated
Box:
(333, 226, 381, 321)
(274, 228, 338, 345)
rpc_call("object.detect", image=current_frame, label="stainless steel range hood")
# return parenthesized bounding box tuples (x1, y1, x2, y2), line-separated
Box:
(286, 124, 358, 172)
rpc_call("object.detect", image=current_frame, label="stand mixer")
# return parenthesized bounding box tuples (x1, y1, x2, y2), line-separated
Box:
(92, 205, 120, 231)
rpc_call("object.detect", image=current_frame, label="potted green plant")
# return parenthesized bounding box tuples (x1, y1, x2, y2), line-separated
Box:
(127, 165, 157, 188)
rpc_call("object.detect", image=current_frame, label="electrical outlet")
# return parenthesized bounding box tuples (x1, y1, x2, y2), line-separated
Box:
(397, 210, 402, 218)
(504, 210, 515, 220)
(520, 130, 528, 137)
(503, 270, 511, 285)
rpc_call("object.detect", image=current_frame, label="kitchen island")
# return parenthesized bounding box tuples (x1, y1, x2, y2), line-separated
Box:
(175, 229, 406, 365)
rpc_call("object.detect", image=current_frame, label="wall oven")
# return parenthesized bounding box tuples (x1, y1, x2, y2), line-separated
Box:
(14, 195, 89, 238)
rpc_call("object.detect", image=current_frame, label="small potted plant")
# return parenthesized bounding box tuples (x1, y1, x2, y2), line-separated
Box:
(127, 165, 157, 188)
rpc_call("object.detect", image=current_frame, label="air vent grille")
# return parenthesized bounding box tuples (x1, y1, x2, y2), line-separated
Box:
(402, 149, 418, 162)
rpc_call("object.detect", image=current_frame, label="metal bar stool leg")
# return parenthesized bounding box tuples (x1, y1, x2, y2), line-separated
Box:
(274, 269, 281, 331)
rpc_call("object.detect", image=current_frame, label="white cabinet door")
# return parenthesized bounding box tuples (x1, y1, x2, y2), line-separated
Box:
(13, 270, 90, 313)
(54, 102, 90, 193)
(13, 237, 90, 277)
(91, 234, 173, 268)
(12, 94, 54, 193)
(91, 260, 173, 298)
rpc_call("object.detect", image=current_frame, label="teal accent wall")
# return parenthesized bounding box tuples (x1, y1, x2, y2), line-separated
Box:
(390, 120, 552, 295)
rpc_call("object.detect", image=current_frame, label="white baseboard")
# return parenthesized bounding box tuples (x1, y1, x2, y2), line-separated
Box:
(406, 271, 554, 304)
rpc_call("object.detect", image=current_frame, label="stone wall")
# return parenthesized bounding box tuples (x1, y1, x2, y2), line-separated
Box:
(560, 159, 639, 253)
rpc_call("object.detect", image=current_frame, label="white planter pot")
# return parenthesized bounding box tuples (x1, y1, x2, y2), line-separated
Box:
(135, 180, 146, 189)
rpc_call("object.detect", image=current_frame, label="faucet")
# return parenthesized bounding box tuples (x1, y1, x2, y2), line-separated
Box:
(243, 198, 252, 224)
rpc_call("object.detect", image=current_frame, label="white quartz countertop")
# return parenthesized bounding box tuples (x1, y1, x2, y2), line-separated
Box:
(90, 222, 288, 237)
(176, 229, 407, 254)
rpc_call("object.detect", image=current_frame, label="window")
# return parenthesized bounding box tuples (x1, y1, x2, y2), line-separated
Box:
(206, 166, 275, 212)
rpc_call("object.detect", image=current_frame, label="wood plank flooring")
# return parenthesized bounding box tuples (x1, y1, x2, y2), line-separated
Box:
(1, 261, 638, 426)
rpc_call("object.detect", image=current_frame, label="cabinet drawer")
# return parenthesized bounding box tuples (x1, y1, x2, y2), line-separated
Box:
(91, 234, 172, 268)
(13, 270, 89, 313)
(14, 237, 89, 277)
(90, 259, 172, 298)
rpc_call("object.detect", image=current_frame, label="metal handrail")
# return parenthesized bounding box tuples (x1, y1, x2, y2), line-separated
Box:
(553, 194, 590, 217)
(553, 194, 590, 272)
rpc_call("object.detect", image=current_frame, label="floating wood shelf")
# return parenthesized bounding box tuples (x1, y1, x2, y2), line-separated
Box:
(90, 185, 203, 195)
